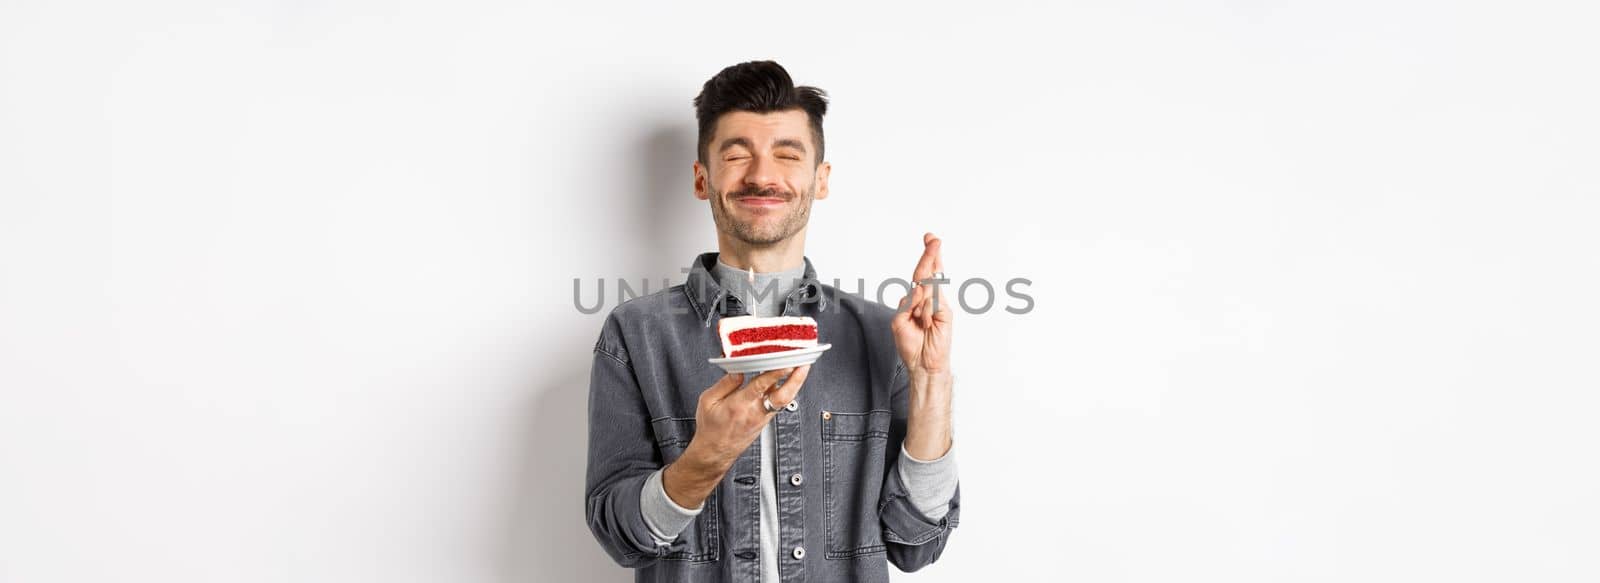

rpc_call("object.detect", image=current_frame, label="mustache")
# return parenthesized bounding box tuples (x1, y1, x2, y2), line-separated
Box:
(730, 186, 792, 200)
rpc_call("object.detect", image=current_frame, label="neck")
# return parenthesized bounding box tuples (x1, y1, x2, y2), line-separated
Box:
(715, 226, 808, 273)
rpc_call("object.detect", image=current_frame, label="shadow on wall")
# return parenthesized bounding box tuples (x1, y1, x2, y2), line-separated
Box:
(499, 119, 701, 582)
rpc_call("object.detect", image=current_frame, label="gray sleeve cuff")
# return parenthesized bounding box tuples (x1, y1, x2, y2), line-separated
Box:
(639, 467, 704, 546)
(898, 441, 959, 521)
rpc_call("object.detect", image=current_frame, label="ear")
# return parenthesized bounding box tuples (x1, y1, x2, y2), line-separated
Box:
(693, 160, 709, 201)
(814, 161, 831, 201)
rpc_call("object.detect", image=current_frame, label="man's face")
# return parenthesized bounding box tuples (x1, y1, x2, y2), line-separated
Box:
(695, 109, 831, 247)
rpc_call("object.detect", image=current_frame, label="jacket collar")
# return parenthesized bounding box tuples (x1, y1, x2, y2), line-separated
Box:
(684, 251, 828, 327)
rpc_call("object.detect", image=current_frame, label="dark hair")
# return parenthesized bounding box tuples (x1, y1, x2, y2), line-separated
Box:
(693, 60, 829, 168)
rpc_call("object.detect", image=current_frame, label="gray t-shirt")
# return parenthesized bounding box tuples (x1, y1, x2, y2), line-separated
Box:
(711, 259, 804, 583)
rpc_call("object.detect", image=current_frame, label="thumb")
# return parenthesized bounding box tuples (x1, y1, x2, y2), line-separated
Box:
(892, 288, 920, 330)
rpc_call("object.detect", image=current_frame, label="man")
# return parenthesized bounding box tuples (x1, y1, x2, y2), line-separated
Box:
(584, 60, 960, 583)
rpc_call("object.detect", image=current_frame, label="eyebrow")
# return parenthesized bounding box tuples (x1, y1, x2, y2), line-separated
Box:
(717, 137, 809, 155)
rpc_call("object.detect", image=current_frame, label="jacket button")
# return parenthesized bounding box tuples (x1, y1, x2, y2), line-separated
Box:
(821, 411, 831, 420)
(785, 399, 798, 412)
(790, 473, 803, 486)
(792, 546, 806, 560)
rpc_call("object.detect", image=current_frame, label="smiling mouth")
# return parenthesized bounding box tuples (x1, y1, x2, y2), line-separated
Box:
(736, 197, 786, 206)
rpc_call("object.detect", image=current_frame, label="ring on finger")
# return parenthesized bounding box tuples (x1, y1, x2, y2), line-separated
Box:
(762, 396, 780, 413)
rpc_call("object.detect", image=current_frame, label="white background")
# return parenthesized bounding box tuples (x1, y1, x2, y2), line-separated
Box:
(3, 1, 1597, 581)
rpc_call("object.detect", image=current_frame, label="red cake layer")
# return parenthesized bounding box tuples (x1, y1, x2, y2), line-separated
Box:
(729, 324, 818, 344)
(730, 344, 805, 358)
(718, 315, 819, 359)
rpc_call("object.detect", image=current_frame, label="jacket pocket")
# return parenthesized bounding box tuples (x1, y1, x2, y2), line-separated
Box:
(649, 417, 721, 563)
(821, 409, 891, 559)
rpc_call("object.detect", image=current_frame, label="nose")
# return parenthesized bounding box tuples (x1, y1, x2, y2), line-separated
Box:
(741, 154, 781, 193)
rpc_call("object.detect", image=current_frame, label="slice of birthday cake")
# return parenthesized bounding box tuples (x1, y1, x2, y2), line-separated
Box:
(717, 315, 819, 358)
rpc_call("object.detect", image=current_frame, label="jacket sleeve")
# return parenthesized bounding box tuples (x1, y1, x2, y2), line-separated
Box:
(879, 362, 962, 573)
(583, 315, 688, 568)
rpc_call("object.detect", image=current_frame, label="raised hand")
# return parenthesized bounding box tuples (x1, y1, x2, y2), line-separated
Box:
(891, 232, 953, 376)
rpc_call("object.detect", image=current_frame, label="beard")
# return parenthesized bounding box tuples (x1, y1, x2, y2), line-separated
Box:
(707, 181, 815, 247)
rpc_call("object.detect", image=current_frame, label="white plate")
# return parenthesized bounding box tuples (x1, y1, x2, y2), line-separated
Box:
(708, 344, 832, 374)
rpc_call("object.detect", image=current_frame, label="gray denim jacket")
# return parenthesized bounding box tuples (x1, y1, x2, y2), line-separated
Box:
(584, 252, 961, 582)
